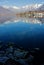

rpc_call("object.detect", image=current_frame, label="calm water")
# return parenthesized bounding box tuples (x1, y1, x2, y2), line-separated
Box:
(0, 17, 44, 49)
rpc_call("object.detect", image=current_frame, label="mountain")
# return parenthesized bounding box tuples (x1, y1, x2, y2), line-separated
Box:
(37, 4, 44, 11)
(1, 4, 42, 13)
(21, 4, 42, 11)
(0, 6, 12, 14)
(0, 6, 16, 23)
(0, 4, 44, 15)
(2, 6, 20, 13)
(20, 4, 43, 12)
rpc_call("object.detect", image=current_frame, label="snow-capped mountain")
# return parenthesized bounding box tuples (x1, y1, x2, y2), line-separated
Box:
(2, 6, 20, 13)
(37, 4, 44, 11)
(3, 6, 19, 9)
(0, 4, 44, 14)
(22, 4, 42, 10)
(1, 4, 43, 13)
(0, 6, 10, 14)
(12, 4, 43, 12)
(0, 6, 14, 16)
(20, 4, 43, 12)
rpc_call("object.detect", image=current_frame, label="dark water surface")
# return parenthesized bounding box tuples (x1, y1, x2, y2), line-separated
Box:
(0, 18, 44, 65)
(0, 18, 44, 50)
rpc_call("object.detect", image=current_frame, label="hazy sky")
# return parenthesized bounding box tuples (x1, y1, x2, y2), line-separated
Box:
(0, 0, 44, 6)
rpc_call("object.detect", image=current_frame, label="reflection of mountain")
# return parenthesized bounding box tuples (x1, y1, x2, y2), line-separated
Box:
(0, 6, 18, 18)
(0, 4, 44, 24)
(21, 18, 44, 24)
(37, 18, 44, 23)
(0, 4, 44, 20)
(0, 6, 16, 23)
(1, 17, 44, 24)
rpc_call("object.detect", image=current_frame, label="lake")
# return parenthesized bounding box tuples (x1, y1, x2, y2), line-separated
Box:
(0, 17, 44, 50)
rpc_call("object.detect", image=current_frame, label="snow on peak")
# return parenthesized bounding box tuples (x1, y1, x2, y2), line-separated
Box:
(22, 5, 29, 8)
(12, 6, 20, 9)
(1, 4, 43, 12)
(34, 4, 42, 8)
(2, 4, 43, 10)
(2, 5, 19, 9)
(2, 5, 10, 9)
(22, 4, 42, 9)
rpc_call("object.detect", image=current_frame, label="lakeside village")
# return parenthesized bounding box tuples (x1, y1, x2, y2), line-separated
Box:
(16, 11, 44, 18)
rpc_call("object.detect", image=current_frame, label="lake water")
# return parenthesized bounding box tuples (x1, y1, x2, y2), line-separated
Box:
(0, 17, 44, 50)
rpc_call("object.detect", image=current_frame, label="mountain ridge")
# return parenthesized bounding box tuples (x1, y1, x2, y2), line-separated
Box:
(0, 4, 44, 15)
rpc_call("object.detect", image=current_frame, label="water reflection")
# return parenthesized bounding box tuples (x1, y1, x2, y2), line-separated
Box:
(0, 17, 44, 49)
(0, 17, 44, 24)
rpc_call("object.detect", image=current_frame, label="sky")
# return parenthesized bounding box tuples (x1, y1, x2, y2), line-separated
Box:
(0, 0, 44, 6)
